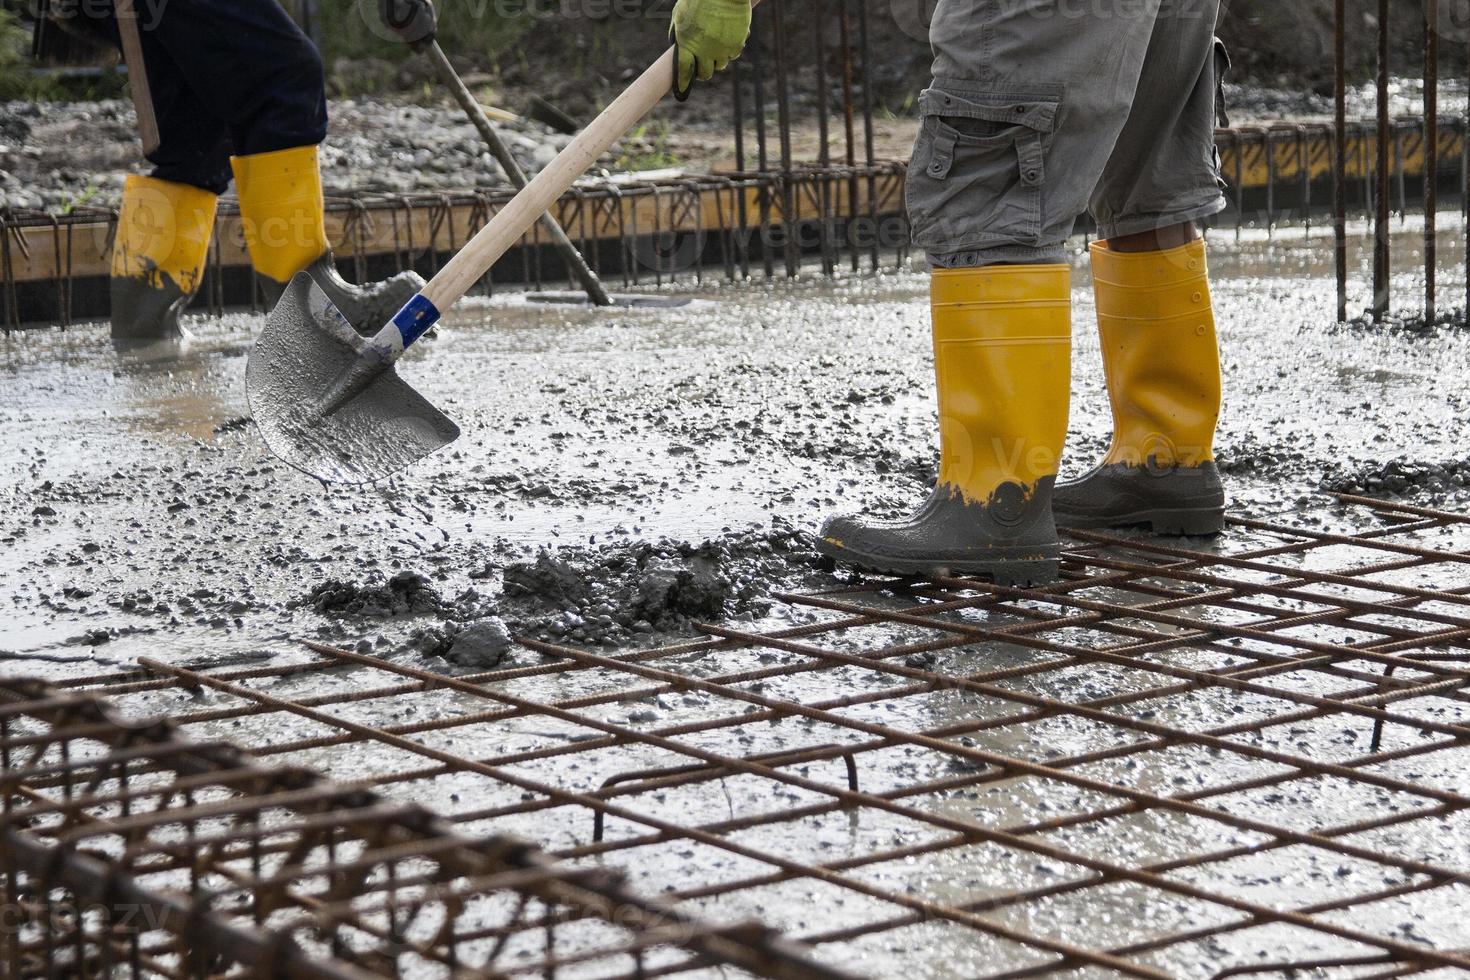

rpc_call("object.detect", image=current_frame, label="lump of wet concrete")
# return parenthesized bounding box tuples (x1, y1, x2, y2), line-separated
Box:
(443, 618, 514, 669)
(503, 554, 590, 605)
(484, 522, 824, 647)
(1322, 457, 1470, 503)
(307, 569, 444, 618)
(638, 560, 683, 612)
(637, 555, 728, 621)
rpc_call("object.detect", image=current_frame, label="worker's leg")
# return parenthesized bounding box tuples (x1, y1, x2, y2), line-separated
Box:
(141, 0, 421, 330)
(129, 0, 328, 161)
(106, 9, 231, 342)
(817, 0, 1166, 586)
(1055, 3, 1228, 535)
(110, 173, 220, 343)
(1108, 222, 1201, 254)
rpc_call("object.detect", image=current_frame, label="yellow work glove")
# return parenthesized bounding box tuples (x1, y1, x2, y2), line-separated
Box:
(670, 0, 752, 100)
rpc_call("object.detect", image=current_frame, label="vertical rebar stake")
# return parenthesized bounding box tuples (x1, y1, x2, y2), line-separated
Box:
(730, 58, 751, 280)
(772, 3, 799, 278)
(751, 21, 773, 279)
(839, 0, 859, 272)
(814, 0, 835, 276)
(1424, 0, 1438, 324)
(1374, 0, 1392, 319)
(858, 0, 879, 270)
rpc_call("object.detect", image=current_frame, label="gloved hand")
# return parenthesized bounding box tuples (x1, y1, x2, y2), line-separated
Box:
(669, 0, 752, 100)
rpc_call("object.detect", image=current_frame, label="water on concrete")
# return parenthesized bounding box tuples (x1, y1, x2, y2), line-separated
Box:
(3, 222, 1469, 676)
(3, 222, 1469, 976)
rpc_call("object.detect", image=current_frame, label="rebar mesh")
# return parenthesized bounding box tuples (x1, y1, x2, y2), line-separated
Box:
(0, 682, 842, 979)
(9, 493, 1470, 977)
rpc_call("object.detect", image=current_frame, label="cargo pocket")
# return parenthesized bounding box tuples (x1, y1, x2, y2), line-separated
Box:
(906, 87, 1062, 251)
(1212, 38, 1232, 129)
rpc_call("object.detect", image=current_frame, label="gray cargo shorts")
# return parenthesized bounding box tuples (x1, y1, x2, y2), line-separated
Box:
(906, 0, 1229, 267)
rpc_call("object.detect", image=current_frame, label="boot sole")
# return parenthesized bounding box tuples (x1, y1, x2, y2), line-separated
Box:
(817, 539, 1061, 587)
(1056, 506, 1225, 537)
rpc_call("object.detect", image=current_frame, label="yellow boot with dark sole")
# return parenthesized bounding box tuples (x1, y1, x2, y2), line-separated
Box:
(1053, 239, 1224, 535)
(231, 145, 423, 333)
(818, 264, 1073, 586)
(110, 176, 218, 342)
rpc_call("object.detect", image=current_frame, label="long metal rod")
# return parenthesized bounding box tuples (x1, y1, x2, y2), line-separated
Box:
(838, 0, 859, 273)
(1374, 0, 1392, 318)
(1425, 0, 1439, 323)
(857, 0, 878, 270)
(771, 4, 799, 277)
(1334, 0, 1348, 321)
(306, 639, 1470, 974)
(418, 38, 612, 306)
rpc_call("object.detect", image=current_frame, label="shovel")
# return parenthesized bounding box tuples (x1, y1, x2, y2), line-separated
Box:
(247, 47, 684, 486)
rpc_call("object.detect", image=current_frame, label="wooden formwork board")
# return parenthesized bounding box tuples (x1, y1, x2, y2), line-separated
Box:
(2, 171, 908, 286)
(1216, 124, 1466, 189)
(4, 120, 1464, 289)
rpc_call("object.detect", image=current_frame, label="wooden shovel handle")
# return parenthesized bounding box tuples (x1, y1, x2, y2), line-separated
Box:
(418, 46, 677, 313)
(115, 0, 161, 156)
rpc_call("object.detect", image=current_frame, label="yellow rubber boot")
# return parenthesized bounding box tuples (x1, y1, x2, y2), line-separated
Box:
(818, 264, 1072, 585)
(1054, 238, 1225, 535)
(231, 144, 331, 286)
(231, 145, 424, 331)
(110, 175, 218, 342)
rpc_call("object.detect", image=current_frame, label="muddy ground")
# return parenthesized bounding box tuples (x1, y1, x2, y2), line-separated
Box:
(3, 221, 1468, 680)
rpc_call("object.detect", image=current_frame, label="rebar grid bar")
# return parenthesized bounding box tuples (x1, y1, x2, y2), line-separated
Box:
(0, 683, 844, 980)
(27, 495, 1470, 978)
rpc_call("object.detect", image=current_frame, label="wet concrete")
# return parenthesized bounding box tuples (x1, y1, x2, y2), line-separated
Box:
(2, 222, 1469, 679)
(7, 228, 1469, 975)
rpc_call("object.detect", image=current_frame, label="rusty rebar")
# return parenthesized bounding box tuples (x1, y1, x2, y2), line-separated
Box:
(1425, 0, 1439, 322)
(1334, 0, 1349, 321)
(6, 503, 1470, 978)
(0, 681, 845, 980)
(1374, 0, 1392, 317)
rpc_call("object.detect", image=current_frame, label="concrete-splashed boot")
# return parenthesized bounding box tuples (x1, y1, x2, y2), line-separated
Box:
(1053, 239, 1224, 535)
(818, 264, 1073, 586)
(232, 145, 423, 333)
(110, 176, 218, 342)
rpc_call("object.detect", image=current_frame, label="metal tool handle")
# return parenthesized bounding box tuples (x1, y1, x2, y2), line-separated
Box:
(421, 39, 613, 307)
(373, 46, 676, 356)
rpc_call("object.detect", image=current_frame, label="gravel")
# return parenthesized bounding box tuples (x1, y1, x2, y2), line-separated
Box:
(0, 95, 662, 211)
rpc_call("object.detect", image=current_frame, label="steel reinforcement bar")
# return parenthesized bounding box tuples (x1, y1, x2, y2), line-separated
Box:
(0, 681, 846, 979)
(22, 494, 1468, 977)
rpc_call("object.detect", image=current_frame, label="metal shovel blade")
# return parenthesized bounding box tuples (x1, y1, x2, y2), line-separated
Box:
(246, 273, 460, 485)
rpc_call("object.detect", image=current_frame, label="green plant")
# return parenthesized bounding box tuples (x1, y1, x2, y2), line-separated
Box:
(59, 181, 100, 215)
(0, 7, 127, 101)
(0, 7, 32, 99)
(616, 120, 679, 172)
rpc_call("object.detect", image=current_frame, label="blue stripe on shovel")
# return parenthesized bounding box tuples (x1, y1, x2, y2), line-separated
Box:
(393, 295, 442, 347)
